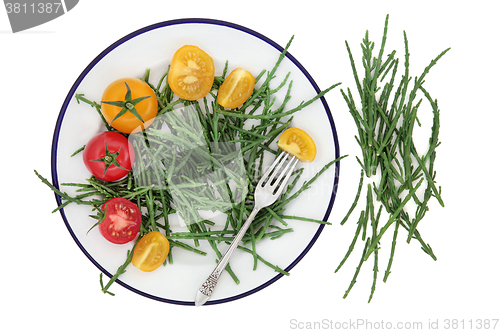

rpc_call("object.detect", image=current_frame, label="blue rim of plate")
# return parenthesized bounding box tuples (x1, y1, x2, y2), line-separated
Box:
(51, 18, 341, 306)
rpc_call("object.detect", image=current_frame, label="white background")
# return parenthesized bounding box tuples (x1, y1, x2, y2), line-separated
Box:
(1, 1, 498, 332)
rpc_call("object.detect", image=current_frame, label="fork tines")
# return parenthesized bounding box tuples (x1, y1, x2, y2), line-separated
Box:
(260, 151, 298, 193)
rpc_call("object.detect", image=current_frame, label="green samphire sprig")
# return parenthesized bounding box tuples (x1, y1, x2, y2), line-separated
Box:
(336, 14, 449, 303)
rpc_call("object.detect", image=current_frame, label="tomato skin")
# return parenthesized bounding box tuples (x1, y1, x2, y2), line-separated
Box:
(217, 68, 255, 109)
(101, 78, 158, 133)
(99, 198, 141, 245)
(83, 131, 135, 182)
(132, 231, 170, 272)
(277, 127, 317, 162)
(168, 45, 215, 101)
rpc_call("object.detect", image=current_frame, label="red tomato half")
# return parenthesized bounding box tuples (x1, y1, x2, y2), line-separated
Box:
(83, 131, 135, 182)
(99, 198, 141, 244)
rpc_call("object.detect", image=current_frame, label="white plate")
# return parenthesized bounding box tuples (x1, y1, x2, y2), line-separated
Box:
(52, 18, 341, 305)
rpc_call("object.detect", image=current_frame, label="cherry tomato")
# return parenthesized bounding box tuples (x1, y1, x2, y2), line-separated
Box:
(217, 68, 255, 109)
(99, 198, 141, 244)
(132, 231, 170, 272)
(277, 127, 317, 162)
(83, 131, 135, 182)
(101, 77, 158, 133)
(168, 45, 215, 101)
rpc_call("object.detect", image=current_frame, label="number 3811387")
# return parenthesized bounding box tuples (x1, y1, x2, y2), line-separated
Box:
(5, 2, 63, 14)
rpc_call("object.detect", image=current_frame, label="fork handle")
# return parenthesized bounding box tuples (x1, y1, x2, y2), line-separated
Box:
(195, 207, 261, 306)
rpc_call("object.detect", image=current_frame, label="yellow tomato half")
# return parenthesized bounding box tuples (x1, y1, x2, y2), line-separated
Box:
(132, 231, 170, 272)
(217, 68, 255, 109)
(101, 78, 158, 133)
(168, 45, 215, 101)
(277, 127, 317, 162)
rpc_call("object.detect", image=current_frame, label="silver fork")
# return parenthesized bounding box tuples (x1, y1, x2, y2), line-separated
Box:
(194, 151, 299, 306)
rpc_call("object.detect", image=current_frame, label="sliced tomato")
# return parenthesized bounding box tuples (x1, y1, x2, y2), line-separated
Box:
(101, 77, 158, 133)
(168, 45, 215, 100)
(132, 231, 170, 272)
(99, 198, 141, 244)
(217, 68, 255, 109)
(83, 131, 135, 182)
(277, 127, 317, 162)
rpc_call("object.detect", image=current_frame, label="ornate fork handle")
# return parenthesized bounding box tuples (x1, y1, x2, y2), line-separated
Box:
(195, 207, 260, 306)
